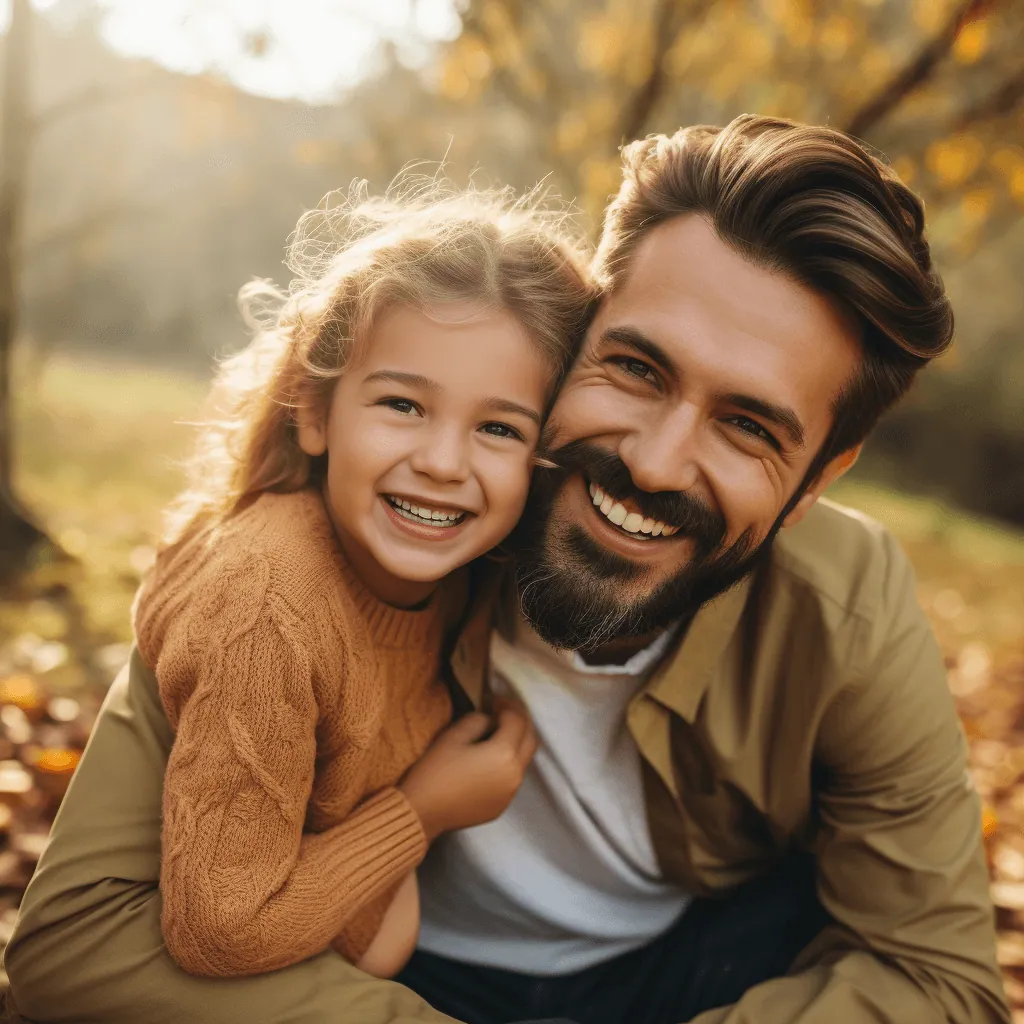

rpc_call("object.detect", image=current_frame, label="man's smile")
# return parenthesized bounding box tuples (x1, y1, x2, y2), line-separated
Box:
(587, 481, 679, 538)
(563, 475, 695, 562)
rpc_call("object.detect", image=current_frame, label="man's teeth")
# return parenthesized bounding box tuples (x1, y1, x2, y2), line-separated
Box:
(387, 496, 465, 526)
(588, 483, 678, 537)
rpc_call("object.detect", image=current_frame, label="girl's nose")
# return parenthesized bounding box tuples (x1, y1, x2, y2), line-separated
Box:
(409, 425, 471, 484)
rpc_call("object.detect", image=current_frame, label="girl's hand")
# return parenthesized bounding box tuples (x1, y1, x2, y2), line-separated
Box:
(399, 699, 538, 841)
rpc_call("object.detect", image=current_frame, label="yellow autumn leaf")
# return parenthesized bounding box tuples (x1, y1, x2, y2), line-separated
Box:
(1011, 166, 1024, 206)
(556, 111, 589, 155)
(953, 18, 989, 64)
(892, 155, 916, 186)
(913, 0, 946, 34)
(577, 14, 623, 74)
(982, 804, 999, 840)
(32, 749, 81, 776)
(926, 135, 984, 188)
(819, 14, 855, 61)
(961, 188, 993, 226)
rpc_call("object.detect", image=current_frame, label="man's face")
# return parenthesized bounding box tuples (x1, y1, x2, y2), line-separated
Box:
(513, 214, 862, 651)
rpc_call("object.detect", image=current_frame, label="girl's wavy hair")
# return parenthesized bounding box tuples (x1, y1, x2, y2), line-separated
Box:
(163, 176, 597, 546)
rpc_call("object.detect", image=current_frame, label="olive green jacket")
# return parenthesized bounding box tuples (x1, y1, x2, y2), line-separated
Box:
(4, 499, 1010, 1023)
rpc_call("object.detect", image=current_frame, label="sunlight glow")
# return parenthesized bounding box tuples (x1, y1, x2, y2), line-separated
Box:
(24, 0, 461, 102)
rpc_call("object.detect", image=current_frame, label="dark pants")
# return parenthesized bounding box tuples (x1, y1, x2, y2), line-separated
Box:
(395, 856, 830, 1024)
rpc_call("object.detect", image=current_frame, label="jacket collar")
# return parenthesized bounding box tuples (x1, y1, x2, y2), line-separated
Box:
(644, 576, 753, 721)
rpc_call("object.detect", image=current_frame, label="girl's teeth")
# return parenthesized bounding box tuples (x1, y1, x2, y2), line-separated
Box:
(389, 497, 463, 525)
(641, 518, 655, 534)
(607, 503, 628, 526)
(651, 522, 664, 536)
(600, 495, 614, 515)
(592, 486, 604, 506)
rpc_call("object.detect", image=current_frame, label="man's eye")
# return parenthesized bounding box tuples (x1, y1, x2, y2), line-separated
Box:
(730, 416, 778, 448)
(614, 358, 658, 384)
(382, 398, 419, 416)
(480, 421, 524, 441)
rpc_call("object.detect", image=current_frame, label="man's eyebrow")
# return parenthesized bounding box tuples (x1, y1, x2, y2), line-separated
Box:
(600, 326, 679, 378)
(483, 397, 542, 426)
(362, 370, 440, 392)
(722, 392, 806, 450)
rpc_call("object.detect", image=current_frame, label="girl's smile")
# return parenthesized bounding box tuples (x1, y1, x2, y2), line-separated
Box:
(381, 494, 472, 537)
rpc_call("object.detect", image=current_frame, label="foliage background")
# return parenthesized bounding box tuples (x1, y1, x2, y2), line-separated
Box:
(0, 0, 1021, 1016)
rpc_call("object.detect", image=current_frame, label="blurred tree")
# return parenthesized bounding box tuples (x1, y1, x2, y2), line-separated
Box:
(0, 1, 167, 576)
(438, 0, 1024, 236)
(0, 0, 49, 576)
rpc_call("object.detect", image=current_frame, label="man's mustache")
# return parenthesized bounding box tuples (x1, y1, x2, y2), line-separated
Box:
(539, 440, 727, 554)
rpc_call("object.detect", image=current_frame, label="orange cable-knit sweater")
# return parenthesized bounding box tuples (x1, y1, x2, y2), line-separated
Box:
(133, 488, 460, 977)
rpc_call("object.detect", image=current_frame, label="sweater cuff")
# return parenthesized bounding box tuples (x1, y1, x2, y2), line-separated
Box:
(331, 886, 394, 963)
(326, 786, 427, 926)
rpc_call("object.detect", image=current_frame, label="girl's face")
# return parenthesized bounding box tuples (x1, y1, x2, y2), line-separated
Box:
(298, 301, 551, 607)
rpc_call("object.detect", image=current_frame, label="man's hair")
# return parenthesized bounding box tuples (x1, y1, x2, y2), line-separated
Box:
(593, 114, 954, 475)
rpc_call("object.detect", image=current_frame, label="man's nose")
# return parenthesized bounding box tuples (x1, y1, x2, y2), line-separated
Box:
(619, 405, 702, 494)
(409, 423, 471, 484)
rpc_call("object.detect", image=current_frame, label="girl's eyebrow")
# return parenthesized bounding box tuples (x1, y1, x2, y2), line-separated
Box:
(483, 397, 541, 426)
(363, 370, 440, 392)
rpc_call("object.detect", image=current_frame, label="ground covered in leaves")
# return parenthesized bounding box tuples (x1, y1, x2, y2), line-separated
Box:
(1, 353, 1022, 1017)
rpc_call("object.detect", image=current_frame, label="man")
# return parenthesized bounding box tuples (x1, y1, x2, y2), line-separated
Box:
(5, 116, 1010, 1024)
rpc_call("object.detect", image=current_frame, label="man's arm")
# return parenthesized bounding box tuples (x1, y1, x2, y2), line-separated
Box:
(690, 534, 1010, 1024)
(3, 648, 457, 1024)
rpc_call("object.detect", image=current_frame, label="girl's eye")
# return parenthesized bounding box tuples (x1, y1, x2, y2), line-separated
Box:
(382, 398, 420, 416)
(480, 421, 524, 441)
(613, 357, 659, 385)
(728, 416, 779, 449)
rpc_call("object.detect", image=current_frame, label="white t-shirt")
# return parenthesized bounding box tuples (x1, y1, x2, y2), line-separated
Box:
(416, 606, 691, 975)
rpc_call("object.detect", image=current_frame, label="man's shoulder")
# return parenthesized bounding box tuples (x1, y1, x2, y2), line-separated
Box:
(768, 496, 912, 622)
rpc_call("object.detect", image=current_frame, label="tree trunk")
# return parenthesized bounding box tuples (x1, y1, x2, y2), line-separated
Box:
(0, 0, 50, 578)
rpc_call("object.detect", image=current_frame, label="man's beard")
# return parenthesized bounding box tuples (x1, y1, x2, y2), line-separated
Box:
(509, 440, 784, 653)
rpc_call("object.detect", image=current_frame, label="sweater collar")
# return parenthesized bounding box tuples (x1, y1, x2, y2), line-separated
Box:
(299, 489, 447, 649)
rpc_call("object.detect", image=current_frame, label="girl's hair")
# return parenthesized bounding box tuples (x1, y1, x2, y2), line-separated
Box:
(163, 176, 597, 546)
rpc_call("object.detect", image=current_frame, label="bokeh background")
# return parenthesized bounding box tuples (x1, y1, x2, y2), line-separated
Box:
(0, 0, 1022, 1013)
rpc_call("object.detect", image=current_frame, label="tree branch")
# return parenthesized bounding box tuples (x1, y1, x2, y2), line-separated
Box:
(954, 65, 1024, 130)
(617, 0, 714, 144)
(844, 0, 992, 139)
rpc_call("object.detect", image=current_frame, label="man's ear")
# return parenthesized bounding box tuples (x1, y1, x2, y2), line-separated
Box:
(296, 402, 328, 457)
(782, 443, 862, 530)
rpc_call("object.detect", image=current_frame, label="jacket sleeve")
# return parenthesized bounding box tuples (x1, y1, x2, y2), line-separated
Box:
(690, 534, 1010, 1024)
(3, 647, 457, 1024)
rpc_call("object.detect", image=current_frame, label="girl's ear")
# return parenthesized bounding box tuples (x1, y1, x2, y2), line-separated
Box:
(296, 403, 328, 457)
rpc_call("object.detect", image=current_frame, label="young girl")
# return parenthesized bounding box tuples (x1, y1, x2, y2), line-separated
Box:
(132, 181, 595, 981)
